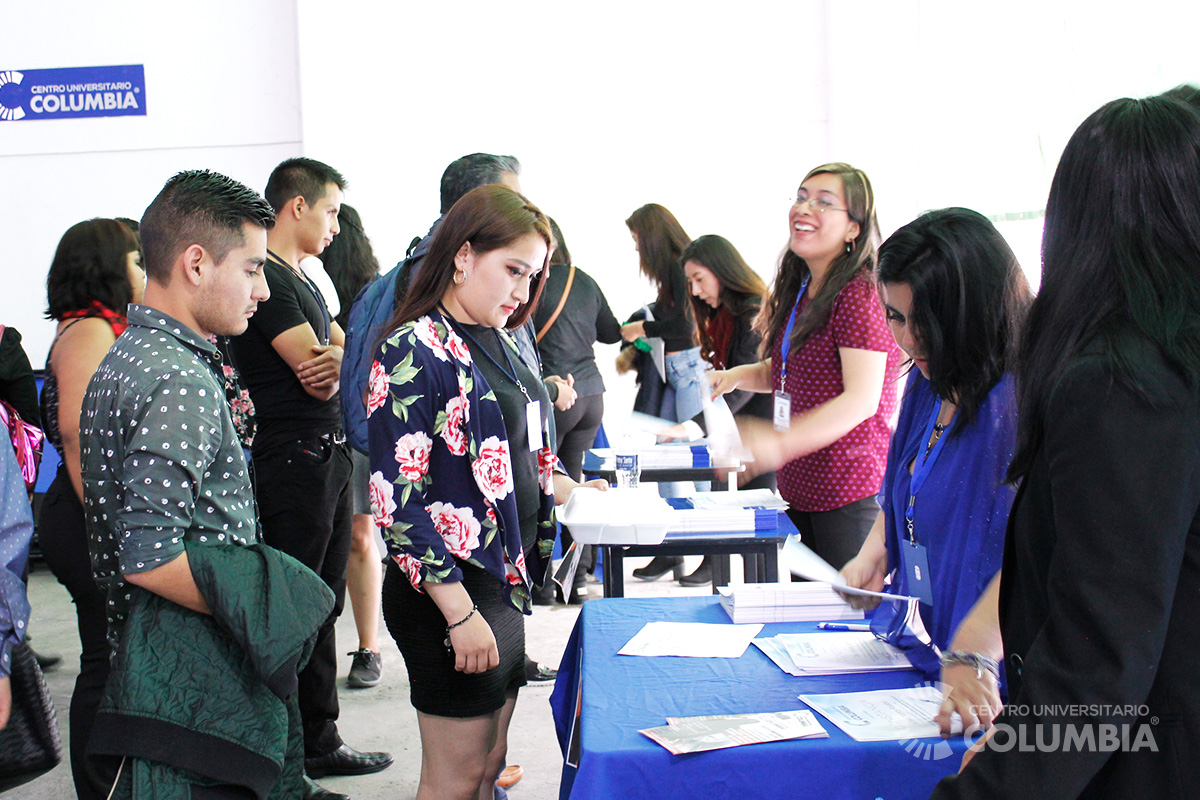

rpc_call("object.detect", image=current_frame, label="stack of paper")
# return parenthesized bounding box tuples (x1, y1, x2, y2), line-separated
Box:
(718, 583, 866, 624)
(639, 709, 829, 754)
(664, 497, 779, 536)
(583, 445, 712, 471)
(753, 632, 909, 676)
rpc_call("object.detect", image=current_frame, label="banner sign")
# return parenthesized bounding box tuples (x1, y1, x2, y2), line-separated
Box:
(0, 64, 146, 121)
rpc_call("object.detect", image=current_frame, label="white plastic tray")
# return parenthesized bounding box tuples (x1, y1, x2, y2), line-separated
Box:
(557, 487, 673, 545)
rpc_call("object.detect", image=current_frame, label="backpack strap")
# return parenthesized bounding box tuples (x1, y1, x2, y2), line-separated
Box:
(536, 264, 576, 343)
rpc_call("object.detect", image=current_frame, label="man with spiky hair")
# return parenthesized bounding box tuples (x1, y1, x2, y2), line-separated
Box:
(231, 157, 392, 783)
(81, 170, 343, 798)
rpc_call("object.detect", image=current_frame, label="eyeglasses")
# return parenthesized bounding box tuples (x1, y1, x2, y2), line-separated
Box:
(791, 191, 848, 214)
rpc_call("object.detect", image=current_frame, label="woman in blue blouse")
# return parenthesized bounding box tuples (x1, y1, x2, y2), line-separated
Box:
(840, 207, 1031, 734)
(368, 184, 604, 800)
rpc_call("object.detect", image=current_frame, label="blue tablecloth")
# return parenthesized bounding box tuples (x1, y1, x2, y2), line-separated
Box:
(550, 596, 967, 800)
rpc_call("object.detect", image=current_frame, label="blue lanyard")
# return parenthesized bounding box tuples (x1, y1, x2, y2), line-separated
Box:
(443, 313, 534, 406)
(778, 275, 810, 389)
(905, 398, 953, 544)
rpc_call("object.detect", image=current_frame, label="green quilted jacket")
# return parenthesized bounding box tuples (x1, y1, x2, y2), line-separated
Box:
(90, 541, 334, 799)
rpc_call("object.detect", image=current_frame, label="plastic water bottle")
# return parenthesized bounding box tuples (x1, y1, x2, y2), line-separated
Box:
(615, 437, 640, 489)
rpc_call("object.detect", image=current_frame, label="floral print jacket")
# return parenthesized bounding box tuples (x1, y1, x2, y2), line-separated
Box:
(367, 310, 558, 613)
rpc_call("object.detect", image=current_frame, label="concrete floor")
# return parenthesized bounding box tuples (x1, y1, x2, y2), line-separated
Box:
(17, 555, 723, 799)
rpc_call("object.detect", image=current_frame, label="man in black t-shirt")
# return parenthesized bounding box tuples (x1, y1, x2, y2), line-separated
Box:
(230, 158, 392, 786)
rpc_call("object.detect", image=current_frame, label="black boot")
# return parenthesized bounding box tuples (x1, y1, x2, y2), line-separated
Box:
(679, 556, 713, 586)
(632, 555, 684, 581)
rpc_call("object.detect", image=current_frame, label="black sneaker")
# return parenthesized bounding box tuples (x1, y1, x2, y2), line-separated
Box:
(347, 649, 382, 688)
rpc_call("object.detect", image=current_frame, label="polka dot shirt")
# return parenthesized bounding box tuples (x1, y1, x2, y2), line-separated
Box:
(772, 273, 902, 512)
(80, 305, 258, 646)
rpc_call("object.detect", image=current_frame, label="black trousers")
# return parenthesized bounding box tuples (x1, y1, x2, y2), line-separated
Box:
(253, 434, 353, 758)
(553, 393, 604, 577)
(786, 495, 880, 571)
(38, 465, 116, 800)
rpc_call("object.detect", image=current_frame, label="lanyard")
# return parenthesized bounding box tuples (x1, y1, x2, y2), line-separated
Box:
(904, 398, 953, 544)
(444, 313, 534, 406)
(778, 275, 811, 389)
(268, 250, 331, 345)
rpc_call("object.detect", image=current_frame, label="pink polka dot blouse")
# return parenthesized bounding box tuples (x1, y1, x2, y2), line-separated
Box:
(771, 272, 901, 512)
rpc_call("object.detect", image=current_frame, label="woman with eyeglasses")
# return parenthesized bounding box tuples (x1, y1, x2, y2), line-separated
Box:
(710, 163, 901, 569)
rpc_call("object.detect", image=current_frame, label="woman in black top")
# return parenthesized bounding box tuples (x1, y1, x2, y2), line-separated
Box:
(39, 218, 143, 800)
(619, 204, 705, 424)
(532, 219, 621, 601)
(661, 235, 774, 585)
(933, 92, 1200, 800)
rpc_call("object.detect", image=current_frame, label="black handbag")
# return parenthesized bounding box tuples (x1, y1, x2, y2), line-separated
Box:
(0, 641, 63, 791)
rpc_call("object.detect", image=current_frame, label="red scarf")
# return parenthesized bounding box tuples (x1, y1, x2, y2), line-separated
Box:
(705, 307, 735, 370)
(61, 301, 128, 335)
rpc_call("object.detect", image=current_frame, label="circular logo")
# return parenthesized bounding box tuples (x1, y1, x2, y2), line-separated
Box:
(0, 71, 27, 121)
(897, 681, 957, 761)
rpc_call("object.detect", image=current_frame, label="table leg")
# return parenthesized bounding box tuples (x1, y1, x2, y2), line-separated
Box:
(764, 544, 779, 582)
(603, 546, 625, 598)
(711, 554, 731, 591)
(743, 549, 760, 583)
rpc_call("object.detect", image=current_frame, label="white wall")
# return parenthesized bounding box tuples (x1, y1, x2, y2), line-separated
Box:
(0, 0, 305, 361)
(2, 0, 1198, 397)
(296, 0, 1199, 419)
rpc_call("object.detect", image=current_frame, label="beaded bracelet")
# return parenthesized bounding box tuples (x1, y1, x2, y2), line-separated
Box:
(443, 605, 479, 655)
(940, 651, 1000, 680)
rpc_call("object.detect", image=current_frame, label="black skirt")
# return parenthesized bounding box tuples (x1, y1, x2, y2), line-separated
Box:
(383, 559, 526, 717)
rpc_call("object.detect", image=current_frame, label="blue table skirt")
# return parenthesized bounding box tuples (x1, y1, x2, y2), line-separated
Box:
(550, 596, 967, 800)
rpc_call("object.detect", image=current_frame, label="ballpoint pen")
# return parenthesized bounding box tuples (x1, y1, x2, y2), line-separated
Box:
(816, 622, 871, 632)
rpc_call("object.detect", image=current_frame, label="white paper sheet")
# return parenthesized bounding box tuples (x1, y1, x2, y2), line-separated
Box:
(618, 621, 764, 658)
(798, 686, 963, 742)
(776, 632, 911, 674)
(782, 537, 919, 602)
(640, 709, 829, 754)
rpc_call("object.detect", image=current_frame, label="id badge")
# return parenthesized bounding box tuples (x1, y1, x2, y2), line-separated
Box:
(773, 391, 792, 431)
(525, 400, 541, 451)
(900, 541, 934, 605)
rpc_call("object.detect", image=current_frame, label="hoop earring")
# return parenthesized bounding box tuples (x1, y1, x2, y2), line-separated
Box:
(453, 269, 466, 285)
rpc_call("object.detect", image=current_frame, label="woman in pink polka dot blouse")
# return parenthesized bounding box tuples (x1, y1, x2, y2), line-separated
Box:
(710, 163, 901, 568)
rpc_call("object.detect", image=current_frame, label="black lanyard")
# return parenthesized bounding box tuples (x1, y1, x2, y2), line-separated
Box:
(441, 310, 534, 406)
(267, 250, 331, 345)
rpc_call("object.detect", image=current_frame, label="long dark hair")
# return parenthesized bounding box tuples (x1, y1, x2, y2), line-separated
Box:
(321, 204, 380, 329)
(680, 235, 767, 366)
(877, 208, 1032, 432)
(762, 163, 880, 357)
(1008, 94, 1200, 480)
(46, 218, 140, 320)
(625, 204, 691, 310)
(387, 184, 552, 334)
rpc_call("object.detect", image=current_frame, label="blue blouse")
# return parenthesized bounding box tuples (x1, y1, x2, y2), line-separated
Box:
(880, 370, 1017, 652)
(366, 310, 558, 614)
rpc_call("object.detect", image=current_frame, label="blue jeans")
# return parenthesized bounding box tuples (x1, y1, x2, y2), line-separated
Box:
(663, 347, 706, 423)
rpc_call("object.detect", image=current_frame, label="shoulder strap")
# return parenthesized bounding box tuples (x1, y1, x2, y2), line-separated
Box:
(536, 264, 576, 343)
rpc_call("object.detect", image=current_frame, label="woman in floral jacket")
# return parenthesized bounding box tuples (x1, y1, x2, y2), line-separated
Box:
(368, 184, 605, 800)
